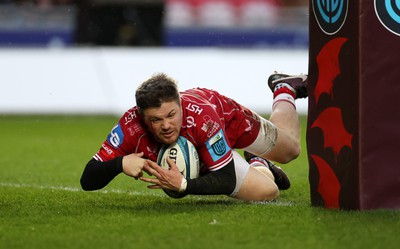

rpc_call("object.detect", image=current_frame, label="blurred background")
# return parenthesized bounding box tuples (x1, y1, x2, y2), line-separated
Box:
(0, 0, 309, 114)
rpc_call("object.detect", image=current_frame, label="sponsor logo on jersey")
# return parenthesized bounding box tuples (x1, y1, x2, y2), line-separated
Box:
(206, 130, 229, 161)
(127, 126, 136, 136)
(201, 115, 212, 132)
(107, 123, 124, 149)
(207, 122, 220, 138)
(186, 116, 196, 128)
(201, 115, 220, 137)
(124, 110, 137, 125)
(312, 0, 348, 35)
(102, 144, 113, 155)
(133, 123, 144, 133)
(186, 103, 203, 115)
(127, 122, 144, 137)
(375, 0, 400, 36)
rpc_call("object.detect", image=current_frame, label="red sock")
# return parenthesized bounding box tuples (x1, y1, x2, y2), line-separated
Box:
(248, 157, 269, 168)
(272, 84, 296, 110)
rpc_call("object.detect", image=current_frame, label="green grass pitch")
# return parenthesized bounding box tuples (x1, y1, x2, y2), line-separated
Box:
(1, 115, 399, 249)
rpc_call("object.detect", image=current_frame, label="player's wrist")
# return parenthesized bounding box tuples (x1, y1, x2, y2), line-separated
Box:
(179, 178, 187, 193)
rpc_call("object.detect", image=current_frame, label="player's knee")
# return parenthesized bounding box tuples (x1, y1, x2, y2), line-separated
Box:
(234, 168, 279, 201)
(261, 185, 279, 201)
(288, 142, 301, 161)
(279, 141, 301, 164)
(252, 182, 279, 201)
(239, 186, 279, 201)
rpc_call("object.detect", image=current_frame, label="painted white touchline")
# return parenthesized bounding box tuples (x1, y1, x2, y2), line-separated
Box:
(1, 182, 298, 206)
(0, 182, 164, 197)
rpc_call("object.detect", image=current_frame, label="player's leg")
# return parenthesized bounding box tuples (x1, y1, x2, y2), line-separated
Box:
(237, 73, 307, 164)
(244, 151, 291, 190)
(235, 167, 278, 201)
(229, 151, 279, 201)
(266, 100, 301, 163)
(262, 73, 308, 163)
(242, 113, 299, 165)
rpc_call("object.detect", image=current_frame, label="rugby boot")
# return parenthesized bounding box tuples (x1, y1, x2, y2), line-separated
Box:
(244, 151, 291, 190)
(268, 73, 308, 99)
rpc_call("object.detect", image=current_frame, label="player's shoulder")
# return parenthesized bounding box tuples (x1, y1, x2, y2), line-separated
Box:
(182, 87, 217, 98)
(120, 106, 141, 123)
(181, 90, 217, 115)
(117, 107, 147, 136)
(182, 88, 219, 106)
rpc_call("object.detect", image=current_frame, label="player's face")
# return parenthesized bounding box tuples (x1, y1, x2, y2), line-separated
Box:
(143, 101, 182, 144)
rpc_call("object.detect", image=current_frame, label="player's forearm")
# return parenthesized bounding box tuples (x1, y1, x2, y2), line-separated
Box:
(80, 157, 123, 191)
(185, 160, 236, 195)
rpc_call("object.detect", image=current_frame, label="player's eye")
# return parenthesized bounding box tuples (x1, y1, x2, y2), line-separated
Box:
(149, 118, 161, 124)
(168, 113, 175, 119)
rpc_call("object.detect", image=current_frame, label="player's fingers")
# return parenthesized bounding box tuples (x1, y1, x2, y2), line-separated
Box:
(146, 160, 167, 176)
(147, 159, 160, 169)
(142, 162, 152, 176)
(147, 185, 161, 189)
(140, 176, 158, 184)
(134, 171, 143, 180)
(166, 157, 180, 172)
(143, 162, 162, 178)
(140, 177, 163, 189)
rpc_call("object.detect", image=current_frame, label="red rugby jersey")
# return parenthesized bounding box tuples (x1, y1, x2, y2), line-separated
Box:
(94, 88, 261, 173)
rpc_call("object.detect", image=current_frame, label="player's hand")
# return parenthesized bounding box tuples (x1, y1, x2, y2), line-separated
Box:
(140, 157, 183, 192)
(122, 152, 146, 179)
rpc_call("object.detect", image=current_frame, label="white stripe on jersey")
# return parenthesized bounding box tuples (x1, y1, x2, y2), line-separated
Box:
(182, 89, 240, 119)
(93, 154, 103, 162)
(208, 152, 233, 171)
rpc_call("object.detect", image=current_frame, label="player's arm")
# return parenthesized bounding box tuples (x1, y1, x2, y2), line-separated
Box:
(185, 159, 236, 195)
(80, 152, 146, 191)
(141, 158, 236, 195)
(80, 157, 123, 191)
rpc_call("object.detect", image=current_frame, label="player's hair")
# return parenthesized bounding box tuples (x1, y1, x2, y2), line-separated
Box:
(135, 73, 181, 115)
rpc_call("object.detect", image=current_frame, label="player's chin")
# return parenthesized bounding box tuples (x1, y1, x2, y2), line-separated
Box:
(159, 133, 179, 144)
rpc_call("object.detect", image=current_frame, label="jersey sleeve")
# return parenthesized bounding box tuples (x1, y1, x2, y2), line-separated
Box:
(183, 100, 233, 172)
(94, 118, 132, 162)
(93, 108, 147, 162)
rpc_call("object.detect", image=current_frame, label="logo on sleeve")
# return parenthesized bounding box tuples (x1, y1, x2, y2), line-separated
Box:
(206, 130, 229, 161)
(107, 124, 124, 148)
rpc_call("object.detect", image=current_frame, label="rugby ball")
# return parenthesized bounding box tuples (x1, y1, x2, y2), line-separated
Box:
(157, 136, 200, 198)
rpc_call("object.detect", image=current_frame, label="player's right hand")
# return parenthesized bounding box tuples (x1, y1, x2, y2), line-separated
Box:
(122, 152, 146, 179)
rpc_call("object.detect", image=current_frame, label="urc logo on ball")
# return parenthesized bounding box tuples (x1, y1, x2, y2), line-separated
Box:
(313, 0, 349, 35)
(375, 0, 400, 36)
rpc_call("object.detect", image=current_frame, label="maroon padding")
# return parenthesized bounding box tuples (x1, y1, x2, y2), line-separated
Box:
(307, 0, 400, 210)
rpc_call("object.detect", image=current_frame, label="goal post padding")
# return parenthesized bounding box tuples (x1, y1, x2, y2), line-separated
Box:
(307, 0, 400, 210)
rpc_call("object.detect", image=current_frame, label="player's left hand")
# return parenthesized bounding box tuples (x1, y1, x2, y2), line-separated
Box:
(140, 157, 183, 192)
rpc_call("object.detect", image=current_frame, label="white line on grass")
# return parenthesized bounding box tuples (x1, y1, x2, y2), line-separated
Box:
(0, 182, 163, 197)
(0, 182, 295, 206)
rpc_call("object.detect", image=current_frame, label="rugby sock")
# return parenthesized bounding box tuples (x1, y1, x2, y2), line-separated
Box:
(272, 83, 296, 110)
(248, 157, 269, 168)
